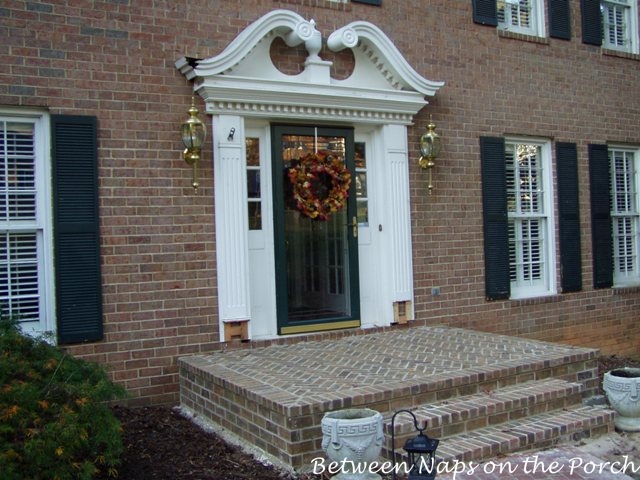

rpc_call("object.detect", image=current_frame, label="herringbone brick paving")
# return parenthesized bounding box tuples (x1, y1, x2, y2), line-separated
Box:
(183, 326, 596, 405)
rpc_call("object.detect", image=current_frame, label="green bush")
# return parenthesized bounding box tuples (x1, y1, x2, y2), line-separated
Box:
(0, 317, 126, 480)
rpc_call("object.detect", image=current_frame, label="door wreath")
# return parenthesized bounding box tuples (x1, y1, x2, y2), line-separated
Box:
(287, 151, 351, 221)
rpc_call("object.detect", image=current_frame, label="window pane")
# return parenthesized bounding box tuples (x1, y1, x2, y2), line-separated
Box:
(246, 137, 262, 231)
(509, 218, 544, 284)
(355, 142, 368, 225)
(246, 137, 260, 167)
(612, 150, 635, 213)
(0, 122, 36, 221)
(506, 143, 543, 215)
(0, 232, 40, 322)
(498, 0, 534, 31)
(247, 170, 260, 199)
(248, 202, 261, 230)
(614, 217, 635, 273)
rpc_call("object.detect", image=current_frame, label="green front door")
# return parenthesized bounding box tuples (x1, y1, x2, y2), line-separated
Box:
(272, 125, 360, 335)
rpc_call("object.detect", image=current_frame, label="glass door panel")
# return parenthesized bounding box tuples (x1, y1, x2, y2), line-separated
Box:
(272, 126, 360, 334)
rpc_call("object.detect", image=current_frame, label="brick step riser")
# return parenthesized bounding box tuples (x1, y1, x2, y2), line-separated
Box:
(384, 407, 614, 465)
(385, 397, 580, 444)
(385, 384, 582, 442)
(435, 422, 614, 464)
(365, 358, 598, 421)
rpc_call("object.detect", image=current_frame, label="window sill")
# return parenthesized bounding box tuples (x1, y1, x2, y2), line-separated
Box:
(612, 284, 640, 295)
(602, 48, 640, 61)
(276, 0, 348, 10)
(498, 29, 549, 45)
(509, 293, 561, 306)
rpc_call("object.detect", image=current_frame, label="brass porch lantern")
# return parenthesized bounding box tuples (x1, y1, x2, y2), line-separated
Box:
(418, 117, 442, 194)
(181, 96, 206, 191)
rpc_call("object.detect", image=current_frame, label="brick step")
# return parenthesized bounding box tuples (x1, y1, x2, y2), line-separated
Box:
(385, 378, 584, 445)
(178, 326, 605, 469)
(388, 405, 614, 466)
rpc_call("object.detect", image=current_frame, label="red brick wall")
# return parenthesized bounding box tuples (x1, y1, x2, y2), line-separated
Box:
(407, 0, 640, 357)
(1, 0, 638, 404)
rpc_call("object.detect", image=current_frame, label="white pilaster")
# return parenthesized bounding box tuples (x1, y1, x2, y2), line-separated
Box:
(213, 115, 251, 323)
(381, 124, 414, 306)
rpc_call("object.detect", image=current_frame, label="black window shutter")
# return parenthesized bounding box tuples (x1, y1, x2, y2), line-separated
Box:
(480, 136, 510, 300)
(588, 143, 613, 289)
(51, 115, 103, 343)
(556, 143, 582, 292)
(549, 0, 572, 40)
(351, 0, 382, 4)
(473, 0, 498, 26)
(581, 0, 602, 45)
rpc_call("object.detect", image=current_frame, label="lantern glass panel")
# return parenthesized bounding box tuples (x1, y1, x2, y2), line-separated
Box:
(182, 122, 205, 150)
(420, 134, 441, 159)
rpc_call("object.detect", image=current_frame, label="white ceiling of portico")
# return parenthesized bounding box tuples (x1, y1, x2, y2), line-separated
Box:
(175, 9, 444, 125)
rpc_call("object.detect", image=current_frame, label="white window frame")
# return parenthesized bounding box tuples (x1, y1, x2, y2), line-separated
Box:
(505, 138, 556, 299)
(609, 145, 640, 286)
(602, 0, 639, 54)
(498, 0, 546, 37)
(0, 109, 54, 336)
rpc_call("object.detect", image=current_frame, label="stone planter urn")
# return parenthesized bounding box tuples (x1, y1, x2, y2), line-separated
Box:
(603, 367, 640, 432)
(321, 408, 384, 480)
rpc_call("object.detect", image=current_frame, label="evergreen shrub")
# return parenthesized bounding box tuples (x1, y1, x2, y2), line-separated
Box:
(0, 316, 126, 479)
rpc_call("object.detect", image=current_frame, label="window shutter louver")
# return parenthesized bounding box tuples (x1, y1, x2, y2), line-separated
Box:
(581, 0, 603, 45)
(556, 143, 582, 292)
(588, 143, 613, 289)
(51, 115, 103, 343)
(549, 0, 572, 40)
(473, 0, 498, 26)
(480, 136, 510, 300)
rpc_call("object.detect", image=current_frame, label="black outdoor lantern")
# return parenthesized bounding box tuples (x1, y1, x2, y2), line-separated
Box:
(391, 409, 440, 480)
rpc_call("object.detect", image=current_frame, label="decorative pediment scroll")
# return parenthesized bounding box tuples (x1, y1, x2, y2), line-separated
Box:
(175, 9, 444, 124)
(327, 21, 443, 96)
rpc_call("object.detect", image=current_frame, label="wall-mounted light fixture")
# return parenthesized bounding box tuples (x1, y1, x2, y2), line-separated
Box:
(418, 117, 442, 194)
(181, 96, 206, 191)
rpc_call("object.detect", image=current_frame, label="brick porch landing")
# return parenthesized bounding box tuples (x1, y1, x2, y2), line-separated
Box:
(178, 326, 614, 471)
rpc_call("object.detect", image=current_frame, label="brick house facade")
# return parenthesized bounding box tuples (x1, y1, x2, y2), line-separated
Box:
(1, 0, 639, 405)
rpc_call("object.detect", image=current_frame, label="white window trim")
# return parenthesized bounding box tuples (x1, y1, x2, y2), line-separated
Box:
(505, 138, 556, 299)
(498, 0, 546, 37)
(602, 0, 639, 54)
(0, 108, 55, 337)
(609, 144, 640, 287)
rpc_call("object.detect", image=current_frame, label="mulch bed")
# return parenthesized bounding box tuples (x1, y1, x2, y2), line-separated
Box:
(104, 355, 640, 480)
(106, 405, 299, 480)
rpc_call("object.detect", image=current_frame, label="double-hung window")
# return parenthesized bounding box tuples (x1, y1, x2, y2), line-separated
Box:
(602, 0, 639, 53)
(0, 112, 54, 335)
(480, 137, 559, 300)
(505, 140, 554, 297)
(498, 0, 539, 35)
(610, 146, 640, 285)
